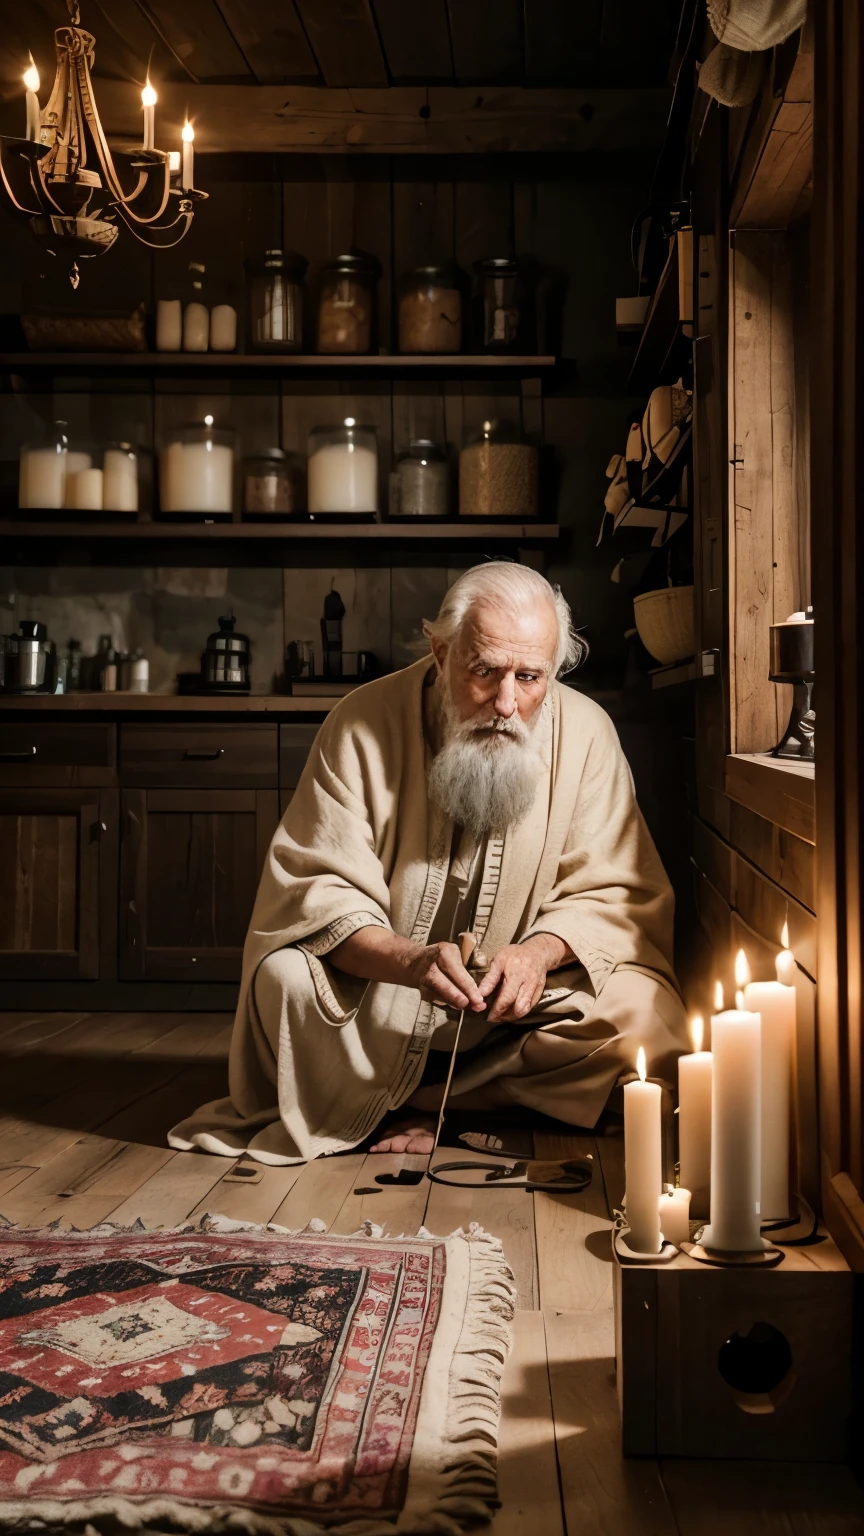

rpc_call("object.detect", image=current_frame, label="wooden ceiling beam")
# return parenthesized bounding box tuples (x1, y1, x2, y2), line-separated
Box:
(94, 82, 669, 152)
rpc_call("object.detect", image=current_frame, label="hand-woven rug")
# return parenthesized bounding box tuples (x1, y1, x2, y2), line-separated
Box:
(0, 1215, 515, 1535)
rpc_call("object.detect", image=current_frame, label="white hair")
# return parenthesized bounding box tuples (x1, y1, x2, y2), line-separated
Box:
(422, 562, 587, 676)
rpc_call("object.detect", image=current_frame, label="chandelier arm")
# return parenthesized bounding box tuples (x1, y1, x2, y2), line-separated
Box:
(115, 202, 194, 248)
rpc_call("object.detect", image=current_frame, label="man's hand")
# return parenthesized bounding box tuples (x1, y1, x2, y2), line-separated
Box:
(405, 942, 487, 1013)
(329, 927, 485, 1013)
(478, 933, 572, 1023)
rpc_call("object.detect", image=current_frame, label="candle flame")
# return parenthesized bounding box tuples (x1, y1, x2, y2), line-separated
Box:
(713, 979, 724, 1011)
(690, 1015, 704, 1052)
(781, 919, 789, 949)
(23, 57, 39, 94)
(734, 948, 751, 988)
(182, 120, 195, 143)
(141, 80, 157, 108)
(735, 990, 745, 1011)
(636, 1046, 647, 1083)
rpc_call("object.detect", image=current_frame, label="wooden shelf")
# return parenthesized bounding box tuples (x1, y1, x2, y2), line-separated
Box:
(0, 693, 337, 715)
(627, 234, 691, 393)
(0, 519, 559, 543)
(650, 659, 696, 690)
(725, 752, 815, 845)
(0, 352, 555, 375)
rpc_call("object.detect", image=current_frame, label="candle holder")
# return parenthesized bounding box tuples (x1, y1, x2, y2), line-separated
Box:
(679, 1237, 784, 1268)
(613, 1222, 679, 1265)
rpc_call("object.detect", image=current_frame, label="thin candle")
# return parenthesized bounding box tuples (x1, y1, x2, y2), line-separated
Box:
(141, 79, 157, 151)
(624, 1046, 663, 1254)
(23, 59, 40, 142)
(678, 1014, 712, 1219)
(181, 120, 195, 190)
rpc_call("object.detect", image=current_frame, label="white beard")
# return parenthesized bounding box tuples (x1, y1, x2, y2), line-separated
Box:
(427, 683, 543, 836)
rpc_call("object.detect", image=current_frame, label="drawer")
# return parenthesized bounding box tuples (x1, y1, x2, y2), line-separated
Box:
(279, 723, 321, 788)
(120, 724, 278, 787)
(0, 722, 116, 785)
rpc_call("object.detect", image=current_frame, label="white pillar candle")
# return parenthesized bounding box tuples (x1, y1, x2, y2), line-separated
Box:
(19, 446, 66, 509)
(68, 467, 103, 511)
(678, 1014, 713, 1219)
(624, 1046, 663, 1254)
(183, 302, 209, 352)
(181, 120, 195, 189)
(141, 80, 157, 151)
(156, 298, 182, 351)
(659, 1186, 691, 1247)
(308, 441, 378, 513)
(210, 304, 237, 352)
(103, 448, 139, 514)
(160, 440, 233, 514)
(23, 61, 40, 142)
(702, 952, 765, 1253)
(62, 451, 93, 507)
(742, 926, 797, 1222)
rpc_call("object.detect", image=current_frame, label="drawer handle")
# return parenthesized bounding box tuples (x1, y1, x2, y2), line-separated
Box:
(0, 747, 36, 760)
(182, 748, 225, 761)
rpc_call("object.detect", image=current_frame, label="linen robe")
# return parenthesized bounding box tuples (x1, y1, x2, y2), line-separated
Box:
(169, 657, 683, 1163)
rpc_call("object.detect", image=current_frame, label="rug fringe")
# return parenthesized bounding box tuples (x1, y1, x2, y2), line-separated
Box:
(0, 1216, 516, 1535)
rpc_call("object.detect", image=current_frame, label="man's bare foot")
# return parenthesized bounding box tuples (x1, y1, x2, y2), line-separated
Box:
(369, 1117, 436, 1155)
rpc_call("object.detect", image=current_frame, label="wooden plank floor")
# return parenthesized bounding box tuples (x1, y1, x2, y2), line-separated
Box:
(0, 1010, 862, 1535)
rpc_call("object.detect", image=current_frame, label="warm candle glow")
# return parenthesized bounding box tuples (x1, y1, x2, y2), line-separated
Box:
(690, 1015, 704, 1052)
(781, 919, 789, 949)
(23, 59, 39, 94)
(734, 948, 751, 989)
(182, 120, 194, 143)
(714, 980, 724, 1012)
(636, 1046, 647, 1083)
(168, 150, 180, 172)
(141, 80, 157, 108)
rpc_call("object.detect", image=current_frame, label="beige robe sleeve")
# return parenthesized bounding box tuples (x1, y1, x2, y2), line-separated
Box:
(521, 704, 676, 994)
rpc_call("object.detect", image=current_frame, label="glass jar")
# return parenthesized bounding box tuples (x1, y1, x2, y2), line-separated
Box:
(242, 448, 305, 519)
(397, 266, 462, 354)
(159, 421, 235, 518)
(459, 419, 539, 519)
(317, 253, 379, 355)
(475, 257, 530, 353)
(390, 441, 450, 519)
(18, 423, 68, 510)
(102, 443, 139, 515)
(245, 249, 307, 352)
(307, 419, 378, 517)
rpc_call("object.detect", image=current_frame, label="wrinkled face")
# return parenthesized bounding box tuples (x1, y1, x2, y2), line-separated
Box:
(431, 597, 558, 735)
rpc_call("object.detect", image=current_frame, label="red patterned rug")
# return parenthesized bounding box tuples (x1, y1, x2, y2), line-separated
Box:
(0, 1215, 515, 1534)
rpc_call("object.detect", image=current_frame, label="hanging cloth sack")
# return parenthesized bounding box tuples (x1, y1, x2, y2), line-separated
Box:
(707, 0, 807, 51)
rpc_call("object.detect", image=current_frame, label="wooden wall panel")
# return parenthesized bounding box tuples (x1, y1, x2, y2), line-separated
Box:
(214, 0, 320, 82)
(294, 0, 388, 87)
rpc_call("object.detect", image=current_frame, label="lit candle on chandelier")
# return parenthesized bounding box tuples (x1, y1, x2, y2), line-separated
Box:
(181, 120, 195, 189)
(23, 58, 40, 143)
(141, 79, 157, 151)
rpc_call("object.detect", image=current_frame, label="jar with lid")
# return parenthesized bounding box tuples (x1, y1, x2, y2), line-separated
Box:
(397, 266, 462, 354)
(389, 441, 450, 519)
(159, 420, 234, 519)
(307, 420, 378, 517)
(242, 448, 305, 519)
(459, 419, 539, 519)
(317, 253, 379, 355)
(245, 250, 307, 352)
(475, 258, 531, 353)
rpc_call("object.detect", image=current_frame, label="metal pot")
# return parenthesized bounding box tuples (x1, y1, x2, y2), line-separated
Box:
(201, 613, 250, 691)
(0, 621, 56, 693)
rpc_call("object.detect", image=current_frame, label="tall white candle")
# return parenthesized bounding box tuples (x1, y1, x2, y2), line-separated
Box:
(19, 445, 66, 509)
(23, 61, 40, 142)
(210, 304, 237, 352)
(103, 448, 138, 514)
(702, 952, 765, 1253)
(181, 120, 195, 189)
(308, 439, 378, 513)
(183, 302, 209, 352)
(659, 1186, 691, 1247)
(141, 80, 157, 151)
(678, 1014, 712, 1219)
(742, 925, 797, 1221)
(624, 1046, 663, 1254)
(156, 299, 182, 352)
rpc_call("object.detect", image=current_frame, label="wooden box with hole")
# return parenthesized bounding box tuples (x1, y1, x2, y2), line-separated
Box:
(613, 1233, 852, 1460)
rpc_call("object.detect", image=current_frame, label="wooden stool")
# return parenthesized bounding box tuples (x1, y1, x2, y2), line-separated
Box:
(613, 1228, 852, 1460)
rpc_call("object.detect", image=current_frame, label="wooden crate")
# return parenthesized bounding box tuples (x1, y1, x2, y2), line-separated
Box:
(613, 1233, 852, 1460)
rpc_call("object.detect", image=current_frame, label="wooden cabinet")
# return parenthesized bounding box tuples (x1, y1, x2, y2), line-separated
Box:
(0, 787, 116, 980)
(119, 787, 279, 982)
(120, 724, 278, 788)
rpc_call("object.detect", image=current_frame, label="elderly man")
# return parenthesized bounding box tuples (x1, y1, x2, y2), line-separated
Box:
(170, 563, 687, 1164)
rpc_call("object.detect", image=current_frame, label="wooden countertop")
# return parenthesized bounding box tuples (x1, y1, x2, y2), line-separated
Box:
(0, 693, 337, 715)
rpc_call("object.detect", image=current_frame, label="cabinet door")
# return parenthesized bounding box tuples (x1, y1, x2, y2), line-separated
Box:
(120, 788, 278, 982)
(0, 788, 105, 979)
